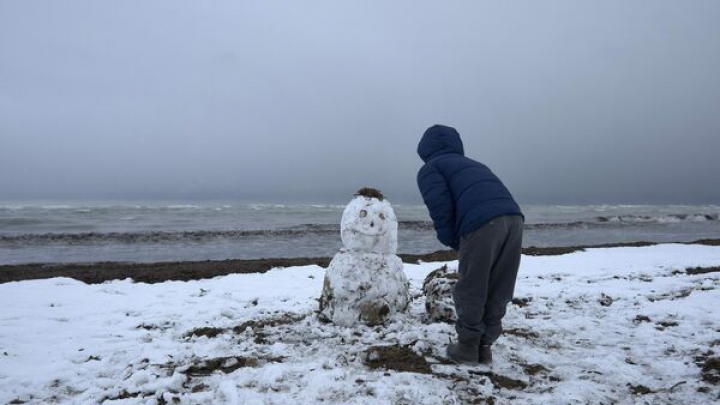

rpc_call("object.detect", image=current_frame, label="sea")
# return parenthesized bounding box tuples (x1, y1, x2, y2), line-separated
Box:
(0, 202, 719, 265)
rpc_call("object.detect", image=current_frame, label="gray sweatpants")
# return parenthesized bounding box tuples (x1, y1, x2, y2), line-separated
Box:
(453, 215, 523, 345)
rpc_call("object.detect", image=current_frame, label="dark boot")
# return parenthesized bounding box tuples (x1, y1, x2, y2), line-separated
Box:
(446, 342, 479, 365)
(478, 344, 492, 365)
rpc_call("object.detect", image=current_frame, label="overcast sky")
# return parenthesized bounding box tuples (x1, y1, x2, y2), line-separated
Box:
(1, 1, 719, 204)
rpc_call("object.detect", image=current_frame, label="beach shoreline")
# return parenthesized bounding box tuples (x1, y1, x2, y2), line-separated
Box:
(2, 238, 719, 284)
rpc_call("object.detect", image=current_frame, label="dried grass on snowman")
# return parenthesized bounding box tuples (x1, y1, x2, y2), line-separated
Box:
(319, 188, 410, 326)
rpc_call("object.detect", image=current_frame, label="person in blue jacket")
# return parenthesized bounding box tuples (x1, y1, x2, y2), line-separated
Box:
(417, 124, 524, 365)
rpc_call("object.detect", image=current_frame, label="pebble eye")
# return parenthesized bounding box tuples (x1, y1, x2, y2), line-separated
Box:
(378, 212, 385, 220)
(359, 210, 367, 218)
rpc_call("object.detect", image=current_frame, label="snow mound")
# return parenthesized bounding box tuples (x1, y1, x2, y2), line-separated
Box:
(422, 265, 459, 323)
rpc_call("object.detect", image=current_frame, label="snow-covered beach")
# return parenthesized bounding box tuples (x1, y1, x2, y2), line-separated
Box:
(1, 244, 719, 405)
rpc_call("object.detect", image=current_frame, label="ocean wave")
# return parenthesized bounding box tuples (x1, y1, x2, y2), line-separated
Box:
(0, 218, 48, 227)
(249, 204, 289, 210)
(596, 213, 719, 224)
(400, 215, 717, 231)
(166, 205, 203, 209)
(398, 220, 435, 230)
(0, 229, 340, 245)
(1, 213, 717, 246)
(0, 204, 230, 212)
(0, 222, 430, 245)
(248, 204, 344, 211)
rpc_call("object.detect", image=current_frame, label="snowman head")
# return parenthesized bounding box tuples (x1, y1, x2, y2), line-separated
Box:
(340, 188, 398, 254)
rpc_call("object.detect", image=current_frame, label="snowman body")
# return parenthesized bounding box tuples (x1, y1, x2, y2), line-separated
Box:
(319, 193, 410, 326)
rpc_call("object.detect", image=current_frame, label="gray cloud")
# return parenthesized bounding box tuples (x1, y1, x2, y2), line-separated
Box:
(1, 1, 719, 204)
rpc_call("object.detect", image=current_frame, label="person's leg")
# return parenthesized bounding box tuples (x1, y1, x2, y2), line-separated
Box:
(480, 215, 523, 345)
(447, 218, 513, 364)
(448, 218, 507, 363)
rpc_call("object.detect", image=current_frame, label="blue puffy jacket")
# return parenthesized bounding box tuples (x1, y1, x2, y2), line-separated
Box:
(416, 125, 523, 250)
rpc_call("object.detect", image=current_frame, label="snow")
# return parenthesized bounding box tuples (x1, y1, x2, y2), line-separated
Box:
(1, 244, 719, 404)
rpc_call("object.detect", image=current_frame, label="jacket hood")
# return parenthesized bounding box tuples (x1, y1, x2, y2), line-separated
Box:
(417, 125, 465, 162)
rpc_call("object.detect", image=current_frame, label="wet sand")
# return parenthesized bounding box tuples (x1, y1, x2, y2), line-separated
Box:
(1, 239, 719, 284)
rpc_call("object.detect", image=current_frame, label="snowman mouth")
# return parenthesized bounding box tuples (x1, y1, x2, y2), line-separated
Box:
(349, 228, 386, 237)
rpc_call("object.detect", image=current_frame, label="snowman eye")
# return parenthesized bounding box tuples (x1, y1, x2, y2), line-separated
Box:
(359, 210, 367, 218)
(378, 212, 385, 220)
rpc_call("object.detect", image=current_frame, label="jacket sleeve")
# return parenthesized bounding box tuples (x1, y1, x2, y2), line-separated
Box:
(417, 164, 459, 250)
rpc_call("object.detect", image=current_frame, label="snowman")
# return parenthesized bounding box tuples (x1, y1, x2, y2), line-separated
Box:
(319, 188, 410, 326)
